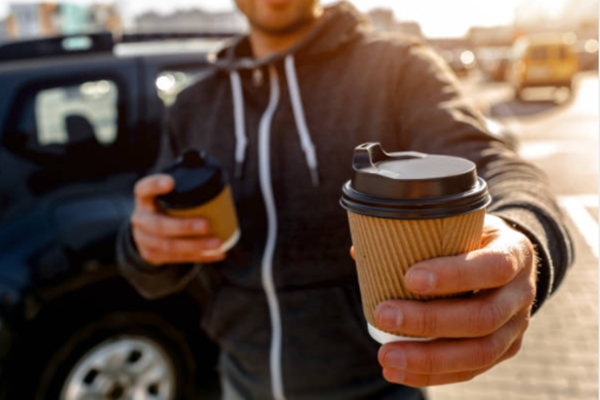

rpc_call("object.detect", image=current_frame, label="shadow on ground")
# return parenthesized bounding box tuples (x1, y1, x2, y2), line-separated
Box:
(489, 85, 580, 119)
(490, 98, 560, 119)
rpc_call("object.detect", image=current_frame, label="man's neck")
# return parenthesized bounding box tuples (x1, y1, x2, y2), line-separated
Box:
(249, 17, 322, 60)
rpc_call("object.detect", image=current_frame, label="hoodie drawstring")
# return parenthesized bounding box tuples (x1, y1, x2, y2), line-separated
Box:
(227, 57, 319, 400)
(228, 56, 320, 187)
(284, 55, 320, 187)
(229, 70, 248, 179)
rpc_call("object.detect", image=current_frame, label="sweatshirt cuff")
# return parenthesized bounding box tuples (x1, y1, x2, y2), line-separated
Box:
(116, 222, 201, 300)
(489, 208, 553, 315)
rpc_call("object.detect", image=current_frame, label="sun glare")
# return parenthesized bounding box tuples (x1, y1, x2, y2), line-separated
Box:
(329, 0, 569, 37)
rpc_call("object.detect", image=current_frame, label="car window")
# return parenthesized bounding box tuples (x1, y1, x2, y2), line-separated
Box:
(3, 79, 119, 150)
(558, 46, 569, 60)
(36, 80, 118, 146)
(156, 69, 212, 107)
(0, 78, 124, 220)
(529, 46, 548, 61)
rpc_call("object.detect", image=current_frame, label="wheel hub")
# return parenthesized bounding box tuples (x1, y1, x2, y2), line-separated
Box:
(60, 336, 175, 400)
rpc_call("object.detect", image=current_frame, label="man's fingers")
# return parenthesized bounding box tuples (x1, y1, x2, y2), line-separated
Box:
(378, 309, 529, 375)
(374, 282, 534, 338)
(134, 174, 175, 211)
(404, 229, 534, 296)
(133, 228, 223, 261)
(383, 367, 479, 388)
(132, 212, 210, 238)
(404, 248, 517, 295)
(382, 326, 525, 388)
(140, 246, 226, 266)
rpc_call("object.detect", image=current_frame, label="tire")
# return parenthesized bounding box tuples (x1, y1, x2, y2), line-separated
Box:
(514, 87, 525, 101)
(554, 85, 572, 103)
(6, 309, 216, 400)
(565, 82, 574, 98)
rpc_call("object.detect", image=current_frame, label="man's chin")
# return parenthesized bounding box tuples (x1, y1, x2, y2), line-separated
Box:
(260, 0, 294, 6)
(251, 14, 315, 35)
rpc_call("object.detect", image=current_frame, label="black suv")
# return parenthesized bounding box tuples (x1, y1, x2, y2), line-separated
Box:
(0, 32, 232, 400)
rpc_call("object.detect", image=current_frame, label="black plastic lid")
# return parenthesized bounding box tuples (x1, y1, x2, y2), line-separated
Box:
(157, 149, 227, 210)
(340, 143, 491, 219)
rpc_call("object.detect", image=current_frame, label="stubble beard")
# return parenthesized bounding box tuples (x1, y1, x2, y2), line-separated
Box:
(248, 4, 321, 36)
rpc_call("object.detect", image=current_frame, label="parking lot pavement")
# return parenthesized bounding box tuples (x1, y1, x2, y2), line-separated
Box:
(428, 73, 599, 400)
(427, 209, 598, 400)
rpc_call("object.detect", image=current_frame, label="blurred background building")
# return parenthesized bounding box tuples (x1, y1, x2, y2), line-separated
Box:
(366, 8, 423, 38)
(0, 0, 597, 76)
(135, 9, 247, 33)
(1, 0, 598, 41)
(2, 2, 121, 39)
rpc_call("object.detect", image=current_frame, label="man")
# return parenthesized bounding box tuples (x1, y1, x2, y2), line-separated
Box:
(117, 1, 574, 399)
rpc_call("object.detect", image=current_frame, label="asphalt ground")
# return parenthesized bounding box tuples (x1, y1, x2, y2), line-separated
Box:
(428, 72, 599, 400)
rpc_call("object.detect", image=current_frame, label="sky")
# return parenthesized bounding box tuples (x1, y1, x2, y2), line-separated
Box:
(0, 0, 576, 37)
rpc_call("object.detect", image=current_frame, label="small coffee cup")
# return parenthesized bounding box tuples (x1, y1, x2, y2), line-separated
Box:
(157, 149, 240, 255)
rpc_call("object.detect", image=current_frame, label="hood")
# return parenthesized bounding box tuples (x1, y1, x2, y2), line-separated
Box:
(210, 2, 366, 188)
(212, 1, 366, 72)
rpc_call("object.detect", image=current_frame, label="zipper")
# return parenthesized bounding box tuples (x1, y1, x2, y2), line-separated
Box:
(258, 64, 286, 400)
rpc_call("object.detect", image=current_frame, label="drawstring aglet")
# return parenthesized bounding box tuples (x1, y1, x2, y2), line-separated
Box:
(235, 162, 244, 179)
(310, 169, 320, 187)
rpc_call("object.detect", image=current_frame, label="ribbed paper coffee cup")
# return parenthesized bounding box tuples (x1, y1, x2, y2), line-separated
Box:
(347, 209, 486, 328)
(340, 143, 491, 344)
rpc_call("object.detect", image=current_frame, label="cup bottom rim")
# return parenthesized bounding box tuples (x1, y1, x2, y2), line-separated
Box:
(368, 323, 436, 344)
(202, 228, 241, 256)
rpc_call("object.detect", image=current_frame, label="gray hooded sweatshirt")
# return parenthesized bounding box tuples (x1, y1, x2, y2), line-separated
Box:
(117, 3, 574, 399)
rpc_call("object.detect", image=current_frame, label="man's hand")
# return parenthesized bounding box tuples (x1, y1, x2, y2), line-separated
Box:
(353, 214, 537, 387)
(131, 174, 226, 266)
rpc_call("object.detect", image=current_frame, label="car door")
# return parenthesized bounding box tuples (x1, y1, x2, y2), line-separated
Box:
(0, 54, 142, 219)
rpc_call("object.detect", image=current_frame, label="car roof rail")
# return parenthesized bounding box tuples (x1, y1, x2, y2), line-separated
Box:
(121, 31, 239, 43)
(0, 32, 114, 63)
(0, 31, 239, 63)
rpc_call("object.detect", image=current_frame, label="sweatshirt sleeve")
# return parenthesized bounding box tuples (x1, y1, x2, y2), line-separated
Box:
(395, 42, 574, 313)
(116, 102, 202, 300)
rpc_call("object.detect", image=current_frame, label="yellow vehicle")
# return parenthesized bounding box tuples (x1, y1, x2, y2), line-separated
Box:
(508, 34, 579, 99)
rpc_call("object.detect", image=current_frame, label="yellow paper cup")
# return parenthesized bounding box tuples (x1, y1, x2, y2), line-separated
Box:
(158, 149, 240, 254)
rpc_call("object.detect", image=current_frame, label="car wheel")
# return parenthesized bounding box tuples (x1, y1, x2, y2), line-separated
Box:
(60, 334, 175, 399)
(26, 311, 207, 400)
(554, 86, 572, 103)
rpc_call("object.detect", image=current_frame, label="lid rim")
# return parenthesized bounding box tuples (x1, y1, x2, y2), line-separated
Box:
(340, 178, 491, 220)
(340, 195, 491, 220)
(156, 149, 227, 210)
